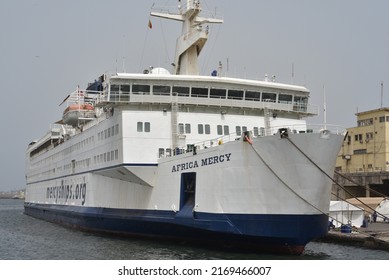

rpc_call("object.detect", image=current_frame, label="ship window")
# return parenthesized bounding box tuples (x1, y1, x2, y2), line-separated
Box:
(120, 85, 130, 101)
(217, 125, 223, 135)
(132, 84, 150, 95)
(166, 148, 172, 157)
(224, 125, 229, 135)
(110, 84, 120, 93)
(262, 92, 276, 102)
(178, 123, 185, 134)
(236, 126, 242, 136)
(121, 85, 130, 93)
(110, 85, 120, 102)
(278, 94, 293, 104)
(185, 123, 191, 134)
(192, 87, 208, 98)
(245, 91, 261, 101)
(242, 126, 247, 133)
(294, 96, 308, 112)
(153, 85, 171, 96)
(198, 124, 204, 134)
(145, 122, 150, 132)
(137, 122, 143, 132)
(228, 90, 243, 100)
(260, 127, 265, 136)
(205, 124, 211, 134)
(210, 88, 226, 99)
(159, 148, 165, 158)
(253, 127, 259, 136)
(173, 86, 189, 96)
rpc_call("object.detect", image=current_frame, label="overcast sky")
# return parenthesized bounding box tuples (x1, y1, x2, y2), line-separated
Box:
(1, 0, 388, 191)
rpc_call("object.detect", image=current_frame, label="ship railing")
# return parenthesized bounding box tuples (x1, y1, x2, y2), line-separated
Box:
(165, 123, 345, 158)
(98, 92, 318, 115)
(64, 89, 104, 107)
(270, 123, 345, 135)
(151, 2, 222, 21)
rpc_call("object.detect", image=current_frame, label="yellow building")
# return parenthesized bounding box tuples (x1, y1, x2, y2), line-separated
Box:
(335, 108, 389, 198)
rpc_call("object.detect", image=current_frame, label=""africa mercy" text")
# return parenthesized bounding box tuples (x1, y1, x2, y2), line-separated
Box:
(171, 153, 231, 173)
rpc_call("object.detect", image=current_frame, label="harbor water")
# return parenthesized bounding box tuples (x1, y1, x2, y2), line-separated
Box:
(1, 199, 389, 260)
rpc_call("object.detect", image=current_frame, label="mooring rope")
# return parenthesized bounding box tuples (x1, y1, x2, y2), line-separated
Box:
(282, 135, 389, 239)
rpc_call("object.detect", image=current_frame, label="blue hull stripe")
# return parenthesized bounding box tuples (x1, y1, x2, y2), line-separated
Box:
(24, 203, 328, 254)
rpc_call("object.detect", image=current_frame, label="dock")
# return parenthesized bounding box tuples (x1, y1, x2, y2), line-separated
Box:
(317, 222, 389, 251)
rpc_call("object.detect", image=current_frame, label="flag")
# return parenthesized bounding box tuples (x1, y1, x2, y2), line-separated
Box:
(148, 19, 152, 29)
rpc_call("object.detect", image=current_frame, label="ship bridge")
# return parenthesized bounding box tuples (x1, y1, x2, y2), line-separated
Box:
(94, 73, 318, 117)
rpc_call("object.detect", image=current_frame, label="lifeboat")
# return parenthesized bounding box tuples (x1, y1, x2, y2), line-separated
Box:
(62, 103, 95, 126)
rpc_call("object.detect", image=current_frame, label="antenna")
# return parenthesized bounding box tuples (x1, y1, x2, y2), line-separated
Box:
(381, 81, 384, 108)
(122, 35, 126, 72)
(323, 85, 327, 130)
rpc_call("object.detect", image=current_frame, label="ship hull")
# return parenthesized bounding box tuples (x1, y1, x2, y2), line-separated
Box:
(25, 129, 343, 255)
(24, 202, 328, 255)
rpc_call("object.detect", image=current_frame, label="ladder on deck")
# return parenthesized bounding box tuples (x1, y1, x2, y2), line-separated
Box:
(264, 107, 272, 136)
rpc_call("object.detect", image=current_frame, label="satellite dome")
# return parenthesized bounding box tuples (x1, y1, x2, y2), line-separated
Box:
(150, 67, 170, 75)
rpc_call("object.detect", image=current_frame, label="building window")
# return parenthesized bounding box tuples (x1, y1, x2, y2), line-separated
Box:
(366, 132, 373, 141)
(357, 118, 373, 126)
(379, 116, 385, 122)
(354, 134, 362, 142)
(354, 149, 367, 154)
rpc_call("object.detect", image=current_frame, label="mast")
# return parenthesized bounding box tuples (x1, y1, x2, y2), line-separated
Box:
(150, 0, 223, 75)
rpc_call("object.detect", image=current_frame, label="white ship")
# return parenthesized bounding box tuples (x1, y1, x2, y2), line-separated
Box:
(24, 1, 344, 254)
